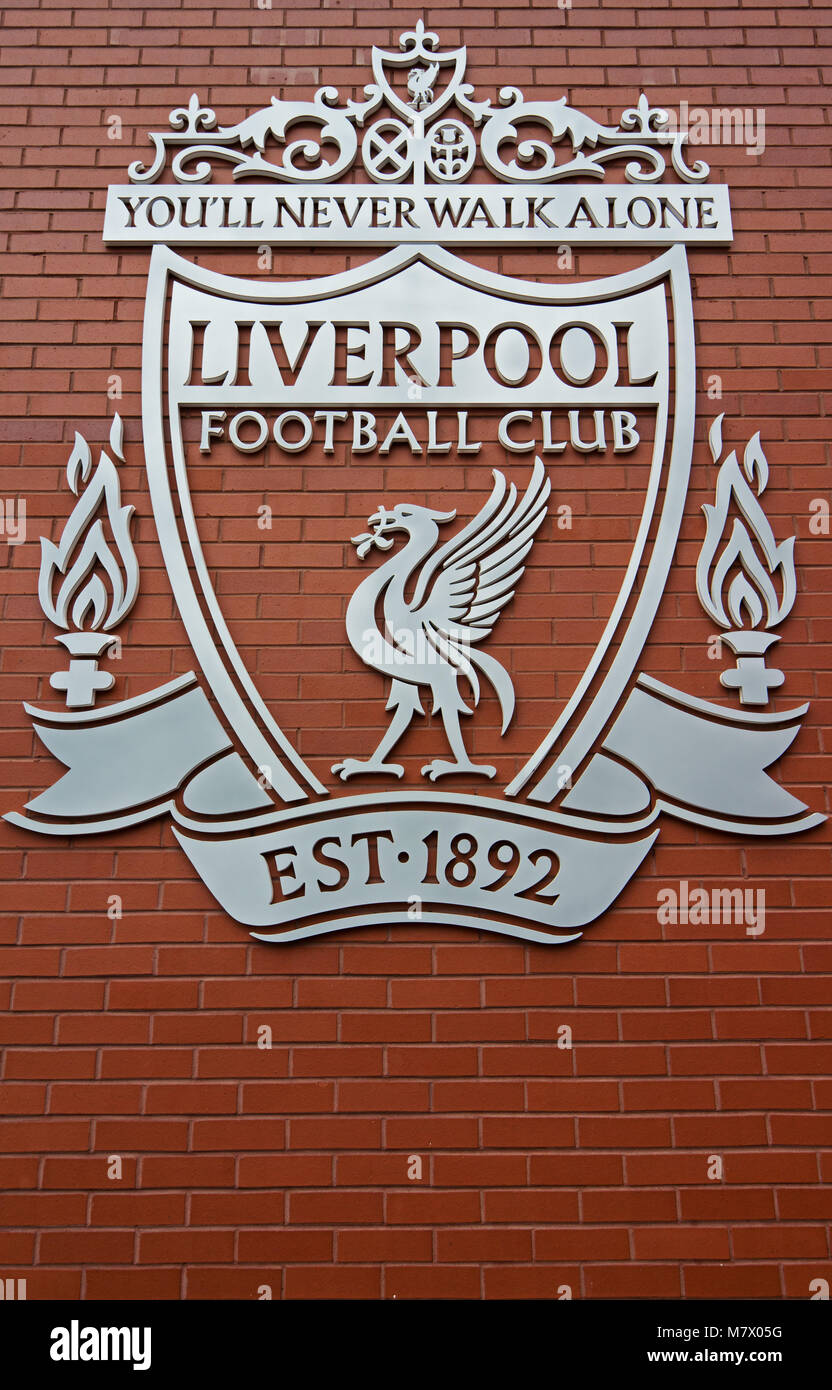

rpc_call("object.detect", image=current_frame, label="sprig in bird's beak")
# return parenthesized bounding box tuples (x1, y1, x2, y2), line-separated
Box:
(351, 505, 396, 559)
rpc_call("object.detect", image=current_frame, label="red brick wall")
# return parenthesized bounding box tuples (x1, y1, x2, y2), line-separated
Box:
(1, 0, 830, 1301)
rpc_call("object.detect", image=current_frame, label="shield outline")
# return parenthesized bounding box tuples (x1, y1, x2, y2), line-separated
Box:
(141, 242, 695, 811)
(369, 31, 468, 126)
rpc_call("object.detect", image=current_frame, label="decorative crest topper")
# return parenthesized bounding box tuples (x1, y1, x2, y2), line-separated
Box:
(125, 21, 708, 190)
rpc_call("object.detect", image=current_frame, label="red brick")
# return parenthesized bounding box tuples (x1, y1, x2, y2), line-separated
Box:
(585, 1265, 682, 1298)
(536, 1226, 631, 1260)
(338, 1227, 432, 1262)
(385, 1265, 480, 1299)
(85, 1269, 183, 1300)
(144, 1084, 238, 1114)
(140, 1157, 235, 1188)
(680, 1187, 776, 1222)
(776, 1187, 832, 1220)
(189, 1193, 286, 1227)
(386, 1190, 483, 1225)
(284, 1266, 381, 1299)
(484, 1189, 580, 1223)
(0, 1119, 90, 1152)
(0, 5, 829, 1306)
(484, 1265, 582, 1299)
(239, 1155, 332, 1187)
(40, 1230, 135, 1264)
(289, 1192, 384, 1225)
(138, 1229, 235, 1264)
(237, 1229, 333, 1263)
(48, 1083, 142, 1115)
(732, 1224, 829, 1259)
(682, 1265, 782, 1298)
(180, 1267, 271, 1298)
(90, 1193, 186, 1226)
(633, 1226, 731, 1260)
(582, 1189, 677, 1223)
(481, 1116, 574, 1147)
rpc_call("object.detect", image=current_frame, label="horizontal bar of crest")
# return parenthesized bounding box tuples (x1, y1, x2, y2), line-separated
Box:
(104, 182, 733, 247)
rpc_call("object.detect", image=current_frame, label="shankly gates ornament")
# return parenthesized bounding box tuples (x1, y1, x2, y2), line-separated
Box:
(8, 24, 823, 944)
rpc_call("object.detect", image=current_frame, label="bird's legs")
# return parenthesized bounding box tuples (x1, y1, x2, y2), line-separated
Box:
(332, 680, 422, 780)
(422, 697, 496, 781)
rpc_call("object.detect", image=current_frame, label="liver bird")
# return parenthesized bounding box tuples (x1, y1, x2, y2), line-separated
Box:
(407, 62, 440, 111)
(332, 460, 551, 782)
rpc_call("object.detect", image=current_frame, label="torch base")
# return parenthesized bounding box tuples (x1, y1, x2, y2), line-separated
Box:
(720, 631, 783, 706)
(51, 632, 115, 709)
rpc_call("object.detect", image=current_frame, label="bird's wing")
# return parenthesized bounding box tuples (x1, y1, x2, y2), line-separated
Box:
(413, 459, 550, 642)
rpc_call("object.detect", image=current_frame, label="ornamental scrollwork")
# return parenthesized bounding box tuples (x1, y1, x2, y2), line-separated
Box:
(126, 23, 709, 188)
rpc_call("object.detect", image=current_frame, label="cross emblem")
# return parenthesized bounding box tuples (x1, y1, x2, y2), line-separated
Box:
(363, 121, 413, 180)
(50, 658, 114, 709)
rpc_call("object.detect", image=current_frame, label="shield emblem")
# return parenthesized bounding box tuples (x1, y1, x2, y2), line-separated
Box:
(137, 242, 694, 941)
(370, 24, 468, 126)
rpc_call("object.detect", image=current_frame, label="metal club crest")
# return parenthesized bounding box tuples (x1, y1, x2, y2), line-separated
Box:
(8, 24, 822, 945)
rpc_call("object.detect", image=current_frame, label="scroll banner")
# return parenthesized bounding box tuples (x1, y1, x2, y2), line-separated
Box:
(7, 671, 821, 943)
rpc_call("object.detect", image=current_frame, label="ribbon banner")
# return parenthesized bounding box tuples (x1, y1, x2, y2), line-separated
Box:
(9, 672, 820, 944)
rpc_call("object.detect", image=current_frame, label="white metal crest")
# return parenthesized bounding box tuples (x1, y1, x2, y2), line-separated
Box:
(7, 23, 823, 946)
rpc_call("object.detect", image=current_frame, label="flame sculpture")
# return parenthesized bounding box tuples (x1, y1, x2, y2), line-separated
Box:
(696, 415, 797, 705)
(38, 415, 139, 708)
